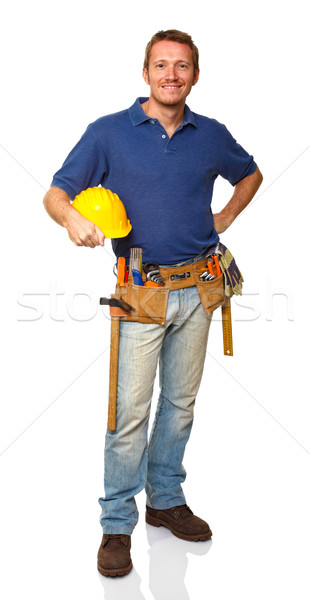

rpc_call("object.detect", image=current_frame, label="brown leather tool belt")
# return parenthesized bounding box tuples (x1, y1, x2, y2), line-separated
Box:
(146, 256, 207, 289)
(110, 256, 225, 325)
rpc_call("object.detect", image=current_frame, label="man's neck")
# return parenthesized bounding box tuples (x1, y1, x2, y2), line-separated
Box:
(141, 98, 185, 138)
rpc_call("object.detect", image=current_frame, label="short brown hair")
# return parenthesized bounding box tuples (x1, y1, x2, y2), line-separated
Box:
(143, 29, 199, 73)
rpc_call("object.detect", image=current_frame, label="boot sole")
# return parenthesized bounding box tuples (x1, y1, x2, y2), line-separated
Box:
(146, 513, 212, 541)
(97, 560, 133, 577)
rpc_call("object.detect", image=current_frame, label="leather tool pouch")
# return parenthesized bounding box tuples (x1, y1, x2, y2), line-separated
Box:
(194, 269, 225, 315)
(112, 283, 170, 325)
(109, 256, 226, 325)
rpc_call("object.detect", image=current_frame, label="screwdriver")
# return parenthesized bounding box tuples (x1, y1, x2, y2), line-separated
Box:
(132, 269, 144, 286)
(117, 257, 126, 286)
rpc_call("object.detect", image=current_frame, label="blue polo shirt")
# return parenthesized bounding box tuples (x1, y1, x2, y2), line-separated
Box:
(51, 97, 257, 264)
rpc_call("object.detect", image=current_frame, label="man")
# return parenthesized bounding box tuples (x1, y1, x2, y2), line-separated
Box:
(43, 29, 262, 577)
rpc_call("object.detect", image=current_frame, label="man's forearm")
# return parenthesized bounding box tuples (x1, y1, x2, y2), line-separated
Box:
(213, 166, 263, 233)
(43, 186, 76, 228)
(43, 186, 105, 247)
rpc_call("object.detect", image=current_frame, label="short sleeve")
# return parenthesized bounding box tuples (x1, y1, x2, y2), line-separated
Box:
(51, 124, 108, 199)
(216, 124, 257, 186)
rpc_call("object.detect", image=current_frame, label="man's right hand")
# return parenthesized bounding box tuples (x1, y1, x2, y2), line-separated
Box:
(65, 210, 105, 247)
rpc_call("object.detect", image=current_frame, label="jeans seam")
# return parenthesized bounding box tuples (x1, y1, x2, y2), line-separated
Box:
(148, 391, 165, 450)
(148, 332, 168, 450)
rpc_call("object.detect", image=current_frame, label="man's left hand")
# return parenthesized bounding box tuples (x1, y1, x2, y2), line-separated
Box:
(213, 212, 231, 234)
(213, 167, 263, 234)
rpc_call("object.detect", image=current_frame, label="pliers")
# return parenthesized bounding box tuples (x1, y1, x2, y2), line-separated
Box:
(200, 254, 221, 281)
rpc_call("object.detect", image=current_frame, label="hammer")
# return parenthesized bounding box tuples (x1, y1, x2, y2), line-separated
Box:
(100, 296, 133, 430)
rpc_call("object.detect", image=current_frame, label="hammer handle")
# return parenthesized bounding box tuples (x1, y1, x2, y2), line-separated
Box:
(108, 317, 120, 430)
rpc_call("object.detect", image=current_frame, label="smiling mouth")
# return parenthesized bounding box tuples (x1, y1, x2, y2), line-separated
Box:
(162, 85, 182, 89)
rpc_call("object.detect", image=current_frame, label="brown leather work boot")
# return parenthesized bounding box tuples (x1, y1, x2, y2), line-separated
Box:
(97, 534, 132, 577)
(146, 505, 212, 541)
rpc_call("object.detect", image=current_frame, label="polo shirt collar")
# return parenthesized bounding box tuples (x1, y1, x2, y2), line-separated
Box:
(129, 97, 197, 128)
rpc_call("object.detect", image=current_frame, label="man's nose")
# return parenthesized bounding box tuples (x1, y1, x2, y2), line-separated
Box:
(165, 66, 178, 80)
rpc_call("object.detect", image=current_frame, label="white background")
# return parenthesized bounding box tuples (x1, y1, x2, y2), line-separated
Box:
(1, 1, 309, 598)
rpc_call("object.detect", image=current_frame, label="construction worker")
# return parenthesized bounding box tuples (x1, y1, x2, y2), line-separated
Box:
(43, 29, 263, 577)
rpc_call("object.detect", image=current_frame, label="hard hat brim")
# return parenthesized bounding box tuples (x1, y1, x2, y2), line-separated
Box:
(104, 223, 132, 239)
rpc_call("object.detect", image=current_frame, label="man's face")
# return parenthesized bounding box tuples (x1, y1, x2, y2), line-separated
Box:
(142, 40, 199, 108)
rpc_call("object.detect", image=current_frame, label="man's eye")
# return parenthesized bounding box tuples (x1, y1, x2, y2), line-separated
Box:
(156, 64, 164, 68)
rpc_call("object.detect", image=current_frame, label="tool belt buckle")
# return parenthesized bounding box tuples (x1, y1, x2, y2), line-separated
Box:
(170, 271, 191, 282)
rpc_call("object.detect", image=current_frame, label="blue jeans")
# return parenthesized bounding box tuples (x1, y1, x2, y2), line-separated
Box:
(98, 285, 212, 534)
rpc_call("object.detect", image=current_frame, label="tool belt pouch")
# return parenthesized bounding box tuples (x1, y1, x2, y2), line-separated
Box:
(194, 269, 225, 315)
(112, 283, 170, 325)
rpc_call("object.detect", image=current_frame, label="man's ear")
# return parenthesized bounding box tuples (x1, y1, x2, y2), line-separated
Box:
(193, 69, 200, 86)
(142, 68, 149, 85)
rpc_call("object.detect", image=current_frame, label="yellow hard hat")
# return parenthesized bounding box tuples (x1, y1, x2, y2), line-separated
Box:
(72, 187, 132, 238)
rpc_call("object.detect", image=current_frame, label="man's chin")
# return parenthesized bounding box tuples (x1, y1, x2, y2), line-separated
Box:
(160, 97, 183, 107)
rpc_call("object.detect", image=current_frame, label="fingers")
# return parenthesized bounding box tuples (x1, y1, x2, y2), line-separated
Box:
(212, 213, 229, 234)
(77, 233, 97, 247)
(78, 227, 104, 247)
(66, 217, 105, 247)
(71, 234, 100, 247)
(95, 225, 105, 246)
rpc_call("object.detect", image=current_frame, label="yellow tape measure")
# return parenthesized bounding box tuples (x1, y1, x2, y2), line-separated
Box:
(221, 297, 233, 356)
